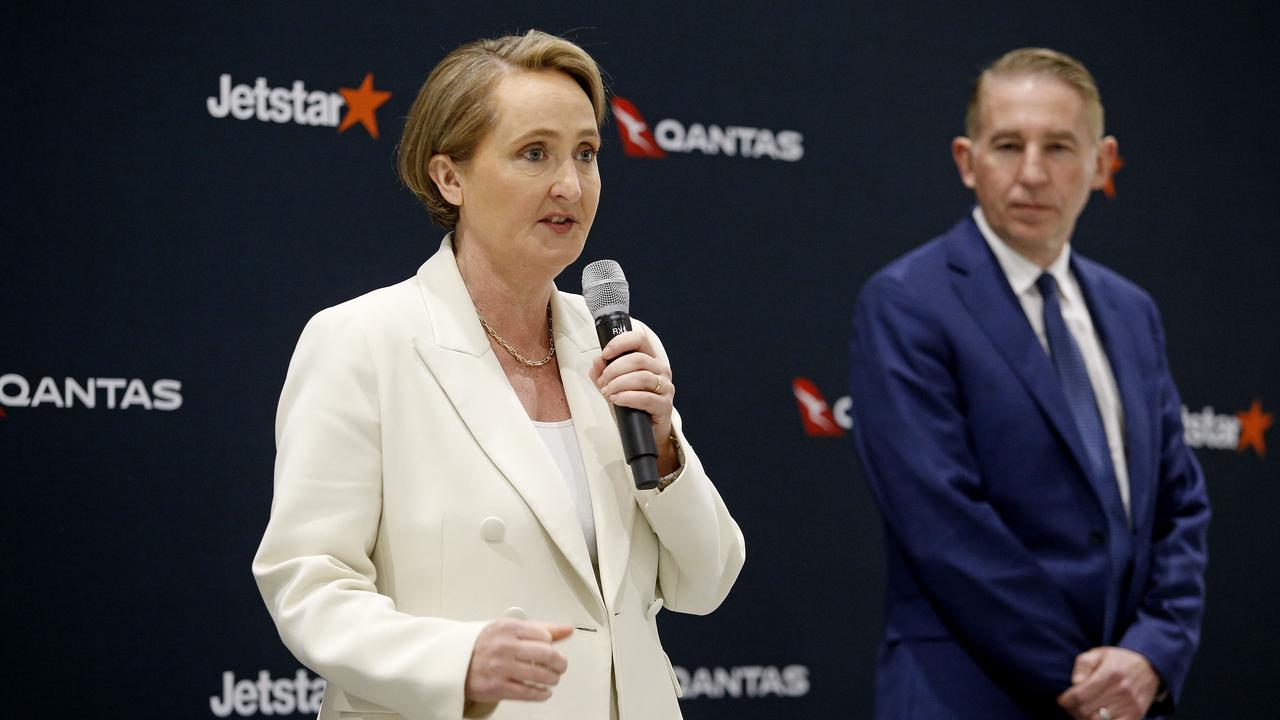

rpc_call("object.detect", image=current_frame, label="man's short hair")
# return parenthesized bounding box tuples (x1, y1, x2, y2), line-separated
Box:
(965, 48, 1105, 139)
(397, 30, 607, 230)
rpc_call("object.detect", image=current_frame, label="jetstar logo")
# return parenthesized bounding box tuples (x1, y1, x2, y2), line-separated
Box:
(207, 72, 391, 139)
(792, 378, 851, 437)
(210, 669, 326, 717)
(1102, 153, 1125, 200)
(610, 96, 803, 161)
(1183, 399, 1273, 457)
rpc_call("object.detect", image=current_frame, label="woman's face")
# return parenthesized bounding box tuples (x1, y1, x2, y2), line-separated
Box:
(453, 69, 601, 278)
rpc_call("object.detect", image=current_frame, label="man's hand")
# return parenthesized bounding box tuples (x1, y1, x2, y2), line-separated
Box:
(1057, 646, 1160, 720)
(464, 619, 572, 704)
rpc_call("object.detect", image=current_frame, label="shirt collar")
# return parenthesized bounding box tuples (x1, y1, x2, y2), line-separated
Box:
(972, 206, 1074, 301)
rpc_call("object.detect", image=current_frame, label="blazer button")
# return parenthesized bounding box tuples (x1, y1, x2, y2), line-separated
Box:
(480, 517, 506, 543)
(1088, 530, 1106, 547)
(503, 607, 528, 620)
(646, 598, 665, 619)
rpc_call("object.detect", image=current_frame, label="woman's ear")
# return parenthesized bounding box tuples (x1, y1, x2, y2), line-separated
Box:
(428, 154, 464, 206)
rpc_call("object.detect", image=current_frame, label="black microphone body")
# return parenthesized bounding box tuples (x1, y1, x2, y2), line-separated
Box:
(593, 310, 661, 490)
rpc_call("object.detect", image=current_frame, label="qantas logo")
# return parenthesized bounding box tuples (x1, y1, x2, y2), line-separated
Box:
(792, 378, 850, 437)
(611, 97, 665, 158)
(672, 663, 809, 699)
(207, 72, 392, 139)
(610, 96, 804, 161)
(0, 373, 183, 418)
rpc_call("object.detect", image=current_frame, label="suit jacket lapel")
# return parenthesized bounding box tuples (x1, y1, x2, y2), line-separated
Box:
(409, 237, 603, 605)
(945, 219, 1100, 490)
(552, 292, 636, 609)
(1071, 257, 1154, 530)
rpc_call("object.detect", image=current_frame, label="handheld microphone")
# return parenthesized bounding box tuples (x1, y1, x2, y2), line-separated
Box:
(582, 260, 660, 490)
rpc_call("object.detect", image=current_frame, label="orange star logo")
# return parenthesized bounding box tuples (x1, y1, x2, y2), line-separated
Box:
(338, 72, 392, 140)
(1236, 399, 1273, 457)
(1102, 153, 1125, 200)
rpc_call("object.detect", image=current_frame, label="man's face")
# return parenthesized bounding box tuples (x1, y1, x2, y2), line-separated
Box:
(953, 74, 1117, 263)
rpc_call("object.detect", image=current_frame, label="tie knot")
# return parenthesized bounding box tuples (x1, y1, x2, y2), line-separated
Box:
(1036, 272, 1058, 300)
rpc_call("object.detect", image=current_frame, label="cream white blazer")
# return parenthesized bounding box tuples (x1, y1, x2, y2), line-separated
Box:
(253, 237, 745, 720)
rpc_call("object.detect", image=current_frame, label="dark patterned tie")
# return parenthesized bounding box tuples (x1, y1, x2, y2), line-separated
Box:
(1036, 272, 1131, 644)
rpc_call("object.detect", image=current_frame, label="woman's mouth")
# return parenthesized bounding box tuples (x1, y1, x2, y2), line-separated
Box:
(541, 215, 577, 233)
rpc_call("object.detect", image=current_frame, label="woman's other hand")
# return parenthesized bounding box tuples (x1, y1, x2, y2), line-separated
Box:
(464, 619, 572, 703)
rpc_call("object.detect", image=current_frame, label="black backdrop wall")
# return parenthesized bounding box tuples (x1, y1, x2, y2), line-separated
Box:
(3, 3, 1276, 717)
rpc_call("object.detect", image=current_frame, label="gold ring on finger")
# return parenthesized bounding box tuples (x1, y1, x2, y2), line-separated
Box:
(653, 376, 663, 393)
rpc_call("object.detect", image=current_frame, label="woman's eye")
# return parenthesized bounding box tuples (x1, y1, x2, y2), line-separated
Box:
(577, 148, 597, 162)
(523, 147, 545, 161)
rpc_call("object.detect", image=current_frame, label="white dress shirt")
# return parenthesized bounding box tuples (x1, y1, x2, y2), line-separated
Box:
(973, 207, 1131, 521)
(534, 418, 599, 567)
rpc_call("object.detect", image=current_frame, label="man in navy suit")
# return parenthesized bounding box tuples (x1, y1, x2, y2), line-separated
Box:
(849, 49, 1209, 720)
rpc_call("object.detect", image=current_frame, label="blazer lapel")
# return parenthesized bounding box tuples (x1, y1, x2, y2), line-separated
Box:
(551, 292, 637, 610)
(1071, 257, 1154, 531)
(409, 237, 603, 605)
(945, 219, 1100, 490)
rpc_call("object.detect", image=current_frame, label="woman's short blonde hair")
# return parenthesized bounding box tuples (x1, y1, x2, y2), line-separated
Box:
(966, 47, 1105, 139)
(397, 30, 607, 229)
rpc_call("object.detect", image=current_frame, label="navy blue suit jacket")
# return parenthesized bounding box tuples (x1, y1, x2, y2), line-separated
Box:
(849, 216, 1210, 718)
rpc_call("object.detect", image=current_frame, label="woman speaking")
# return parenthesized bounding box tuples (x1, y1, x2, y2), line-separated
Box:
(252, 31, 745, 720)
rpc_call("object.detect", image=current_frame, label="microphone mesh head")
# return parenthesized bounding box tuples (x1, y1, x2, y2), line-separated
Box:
(581, 260, 630, 318)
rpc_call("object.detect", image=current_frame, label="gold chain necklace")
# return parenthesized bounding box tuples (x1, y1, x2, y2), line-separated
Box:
(478, 303, 556, 367)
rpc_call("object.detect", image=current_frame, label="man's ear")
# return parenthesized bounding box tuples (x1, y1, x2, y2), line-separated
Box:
(952, 136, 977, 189)
(1091, 136, 1119, 191)
(428, 154, 464, 207)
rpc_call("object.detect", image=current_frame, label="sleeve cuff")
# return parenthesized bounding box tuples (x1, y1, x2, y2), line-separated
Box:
(657, 431, 685, 491)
